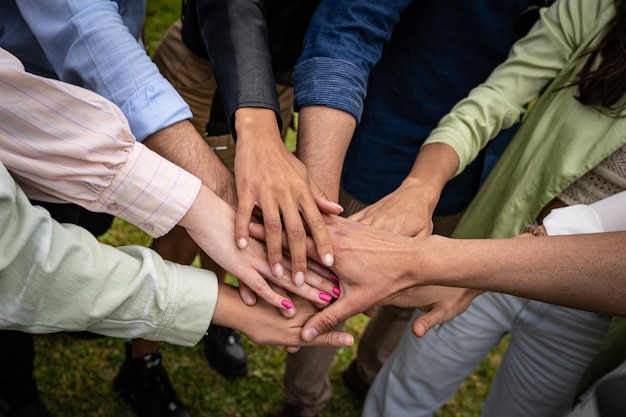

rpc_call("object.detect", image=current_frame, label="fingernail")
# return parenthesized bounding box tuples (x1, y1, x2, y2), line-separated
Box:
(244, 295, 256, 305)
(332, 286, 341, 297)
(323, 253, 334, 267)
(340, 334, 355, 347)
(274, 263, 284, 278)
(238, 238, 247, 249)
(295, 272, 305, 287)
(330, 273, 339, 283)
(319, 292, 332, 302)
(332, 202, 344, 213)
(303, 327, 319, 342)
(281, 299, 294, 309)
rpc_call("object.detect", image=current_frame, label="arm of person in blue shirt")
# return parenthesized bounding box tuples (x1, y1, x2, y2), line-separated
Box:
(293, 0, 412, 200)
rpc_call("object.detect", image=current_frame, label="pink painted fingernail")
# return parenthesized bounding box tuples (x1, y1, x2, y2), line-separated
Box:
(330, 273, 339, 283)
(281, 299, 294, 309)
(319, 292, 332, 302)
(332, 286, 341, 297)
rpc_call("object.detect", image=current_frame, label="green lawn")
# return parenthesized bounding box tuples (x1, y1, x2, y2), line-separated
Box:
(32, 3, 507, 416)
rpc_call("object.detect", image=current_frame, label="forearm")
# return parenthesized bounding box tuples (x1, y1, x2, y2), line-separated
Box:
(420, 233, 626, 315)
(143, 120, 237, 206)
(296, 106, 356, 201)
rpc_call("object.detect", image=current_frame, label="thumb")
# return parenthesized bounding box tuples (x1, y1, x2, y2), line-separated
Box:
(309, 180, 343, 215)
(301, 302, 347, 342)
(411, 306, 448, 338)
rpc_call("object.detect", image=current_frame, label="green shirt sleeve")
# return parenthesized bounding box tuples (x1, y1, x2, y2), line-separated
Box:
(0, 162, 216, 347)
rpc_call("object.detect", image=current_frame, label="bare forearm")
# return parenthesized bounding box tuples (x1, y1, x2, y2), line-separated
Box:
(296, 106, 356, 201)
(421, 233, 626, 315)
(143, 120, 237, 205)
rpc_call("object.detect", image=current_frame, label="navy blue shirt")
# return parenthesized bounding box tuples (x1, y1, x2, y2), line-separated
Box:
(295, 0, 529, 215)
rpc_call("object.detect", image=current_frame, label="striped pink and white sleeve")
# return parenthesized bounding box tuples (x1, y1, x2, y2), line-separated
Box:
(0, 48, 201, 237)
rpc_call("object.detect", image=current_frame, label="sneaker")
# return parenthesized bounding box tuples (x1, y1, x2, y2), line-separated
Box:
(203, 325, 248, 378)
(113, 343, 190, 417)
(0, 396, 54, 417)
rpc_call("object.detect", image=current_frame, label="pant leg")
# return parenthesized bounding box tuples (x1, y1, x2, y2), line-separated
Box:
(0, 331, 38, 406)
(283, 189, 366, 413)
(363, 292, 524, 417)
(284, 343, 342, 416)
(481, 299, 611, 417)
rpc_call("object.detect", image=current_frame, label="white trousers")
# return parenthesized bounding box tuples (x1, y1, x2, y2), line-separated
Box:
(363, 292, 611, 417)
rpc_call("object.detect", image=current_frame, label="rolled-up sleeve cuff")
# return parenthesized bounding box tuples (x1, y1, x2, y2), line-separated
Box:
(121, 78, 193, 142)
(543, 205, 604, 236)
(151, 263, 217, 347)
(90, 142, 201, 238)
(293, 57, 367, 123)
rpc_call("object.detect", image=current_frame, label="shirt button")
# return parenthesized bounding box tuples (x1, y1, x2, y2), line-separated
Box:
(107, 203, 119, 211)
(141, 223, 154, 232)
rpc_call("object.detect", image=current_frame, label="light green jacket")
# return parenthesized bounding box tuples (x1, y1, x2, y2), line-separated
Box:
(0, 162, 216, 347)
(424, 0, 626, 239)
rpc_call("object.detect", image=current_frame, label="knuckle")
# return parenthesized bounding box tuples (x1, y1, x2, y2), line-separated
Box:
(287, 225, 306, 239)
(264, 218, 283, 231)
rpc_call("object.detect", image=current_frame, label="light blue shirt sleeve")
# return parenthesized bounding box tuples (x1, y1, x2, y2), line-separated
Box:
(0, 0, 191, 141)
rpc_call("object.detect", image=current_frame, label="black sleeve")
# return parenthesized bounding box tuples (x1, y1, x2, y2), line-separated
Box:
(182, 0, 281, 136)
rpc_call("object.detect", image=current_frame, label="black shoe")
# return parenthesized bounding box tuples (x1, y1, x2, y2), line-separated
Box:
(203, 325, 248, 378)
(0, 396, 54, 417)
(276, 404, 317, 417)
(114, 343, 191, 417)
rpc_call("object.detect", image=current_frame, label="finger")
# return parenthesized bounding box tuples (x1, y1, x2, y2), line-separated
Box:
(268, 282, 296, 318)
(279, 259, 334, 308)
(237, 281, 257, 306)
(301, 200, 334, 268)
(306, 330, 354, 348)
(237, 268, 295, 314)
(286, 346, 301, 353)
(313, 195, 344, 215)
(301, 301, 353, 342)
(411, 307, 448, 338)
(298, 259, 340, 304)
(280, 200, 308, 286)
(260, 201, 287, 279)
(235, 197, 257, 250)
(346, 209, 365, 223)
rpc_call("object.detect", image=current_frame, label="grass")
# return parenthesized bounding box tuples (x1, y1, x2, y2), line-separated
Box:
(32, 3, 508, 416)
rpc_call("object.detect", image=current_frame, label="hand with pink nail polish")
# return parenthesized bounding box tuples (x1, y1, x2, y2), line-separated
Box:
(211, 281, 354, 350)
(182, 184, 337, 317)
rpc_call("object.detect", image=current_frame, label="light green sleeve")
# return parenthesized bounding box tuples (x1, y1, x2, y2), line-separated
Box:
(423, 0, 609, 175)
(0, 163, 216, 347)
